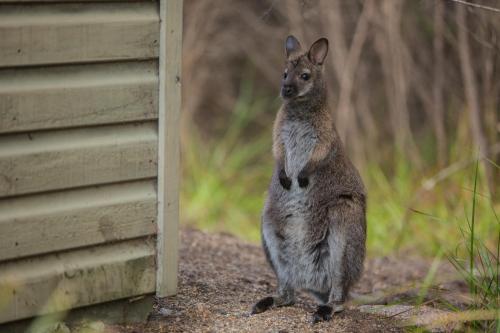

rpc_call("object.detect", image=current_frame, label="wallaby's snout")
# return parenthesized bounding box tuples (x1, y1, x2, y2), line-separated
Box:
(280, 66, 299, 99)
(281, 84, 297, 98)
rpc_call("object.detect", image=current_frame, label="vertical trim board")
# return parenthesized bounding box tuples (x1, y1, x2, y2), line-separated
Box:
(156, 0, 182, 297)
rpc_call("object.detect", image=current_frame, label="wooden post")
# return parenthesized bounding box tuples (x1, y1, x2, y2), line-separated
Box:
(157, 0, 182, 297)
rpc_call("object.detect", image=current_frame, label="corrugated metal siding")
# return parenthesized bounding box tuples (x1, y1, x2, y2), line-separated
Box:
(0, 0, 161, 323)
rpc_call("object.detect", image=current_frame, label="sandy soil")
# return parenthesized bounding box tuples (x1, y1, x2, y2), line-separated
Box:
(115, 228, 460, 333)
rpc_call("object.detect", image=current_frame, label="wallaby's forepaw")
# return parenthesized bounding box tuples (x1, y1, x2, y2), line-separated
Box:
(279, 169, 292, 190)
(298, 176, 309, 188)
(251, 296, 274, 315)
(312, 305, 333, 324)
(297, 169, 309, 188)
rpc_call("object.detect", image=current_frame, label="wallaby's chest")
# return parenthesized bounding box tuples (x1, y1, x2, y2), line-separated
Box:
(281, 120, 318, 178)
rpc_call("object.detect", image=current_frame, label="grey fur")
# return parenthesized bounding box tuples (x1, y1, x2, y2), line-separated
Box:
(282, 120, 317, 179)
(252, 36, 366, 323)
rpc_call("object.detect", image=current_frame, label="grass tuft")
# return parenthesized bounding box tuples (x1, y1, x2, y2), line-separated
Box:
(446, 159, 500, 331)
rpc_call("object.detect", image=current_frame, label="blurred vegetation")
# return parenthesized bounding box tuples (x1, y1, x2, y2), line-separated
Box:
(181, 82, 499, 257)
(181, 81, 274, 242)
(180, 0, 499, 258)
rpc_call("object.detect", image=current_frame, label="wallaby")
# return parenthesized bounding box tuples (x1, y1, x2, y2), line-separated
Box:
(251, 36, 367, 323)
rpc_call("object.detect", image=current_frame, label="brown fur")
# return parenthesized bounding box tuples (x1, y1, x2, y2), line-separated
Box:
(272, 106, 286, 162)
(252, 36, 367, 324)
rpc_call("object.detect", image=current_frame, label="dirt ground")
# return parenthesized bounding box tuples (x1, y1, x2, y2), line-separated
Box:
(114, 228, 462, 333)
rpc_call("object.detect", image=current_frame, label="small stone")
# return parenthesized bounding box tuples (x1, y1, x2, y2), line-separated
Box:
(42, 322, 71, 333)
(87, 321, 105, 331)
(74, 320, 105, 333)
(159, 307, 174, 316)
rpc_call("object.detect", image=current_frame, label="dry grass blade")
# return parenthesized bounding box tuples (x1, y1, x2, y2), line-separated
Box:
(425, 308, 500, 326)
(447, 0, 500, 14)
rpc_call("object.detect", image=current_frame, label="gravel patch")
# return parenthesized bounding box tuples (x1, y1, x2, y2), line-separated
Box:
(114, 228, 459, 333)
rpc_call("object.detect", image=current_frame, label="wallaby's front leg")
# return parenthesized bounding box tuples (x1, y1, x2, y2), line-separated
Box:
(251, 284, 295, 314)
(274, 137, 291, 190)
(278, 162, 292, 190)
(298, 142, 330, 188)
(272, 109, 292, 190)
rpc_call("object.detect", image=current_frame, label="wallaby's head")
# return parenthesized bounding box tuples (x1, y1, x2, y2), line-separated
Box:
(281, 35, 329, 101)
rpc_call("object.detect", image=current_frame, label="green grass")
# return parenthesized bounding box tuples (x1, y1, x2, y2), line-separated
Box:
(446, 160, 500, 331)
(181, 87, 500, 258)
(365, 155, 498, 256)
(180, 81, 275, 242)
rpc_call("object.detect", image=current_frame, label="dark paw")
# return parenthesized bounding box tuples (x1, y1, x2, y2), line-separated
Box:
(298, 176, 309, 188)
(297, 169, 309, 188)
(251, 296, 274, 315)
(312, 305, 333, 324)
(279, 169, 292, 190)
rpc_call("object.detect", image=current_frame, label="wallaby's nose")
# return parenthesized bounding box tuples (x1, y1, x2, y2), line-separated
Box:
(281, 85, 296, 98)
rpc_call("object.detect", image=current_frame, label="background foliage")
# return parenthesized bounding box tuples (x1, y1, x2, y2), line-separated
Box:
(180, 0, 499, 257)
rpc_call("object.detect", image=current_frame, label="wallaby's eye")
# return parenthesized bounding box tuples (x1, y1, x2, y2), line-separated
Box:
(283, 72, 288, 79)
(301, 73, 310, 81)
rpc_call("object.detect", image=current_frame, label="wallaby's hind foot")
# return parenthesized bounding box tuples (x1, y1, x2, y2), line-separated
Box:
(251, 295, 295, 315)
(311, 303, 344, 324)
(251, 296, 274, 314)
(312, 305, 333, 323)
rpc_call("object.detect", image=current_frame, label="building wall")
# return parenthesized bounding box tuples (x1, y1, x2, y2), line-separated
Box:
(0, 0, 180, 323)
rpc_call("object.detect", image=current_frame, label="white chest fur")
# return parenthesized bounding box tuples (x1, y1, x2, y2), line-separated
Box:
(281, 120, 318, 178)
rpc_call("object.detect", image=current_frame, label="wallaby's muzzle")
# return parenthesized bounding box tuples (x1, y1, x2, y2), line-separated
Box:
(281, 84, 297, 98)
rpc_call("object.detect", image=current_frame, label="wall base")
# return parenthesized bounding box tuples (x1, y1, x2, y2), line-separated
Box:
(0, 294, 154, 333)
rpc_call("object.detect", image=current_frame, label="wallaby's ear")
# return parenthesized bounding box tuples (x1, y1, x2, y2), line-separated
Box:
(285, 35, 302, 59)
(308, 38, 329, 65)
